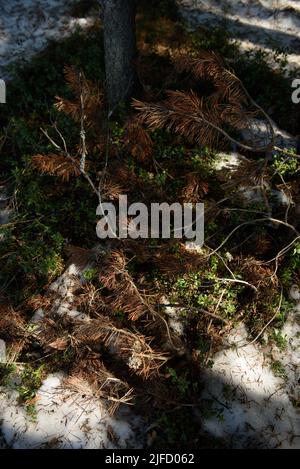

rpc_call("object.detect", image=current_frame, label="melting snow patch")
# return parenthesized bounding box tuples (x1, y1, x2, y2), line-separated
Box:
(0, 340, 6, 363)
(214, 151, 246, 171)
(200, 298, 300, 448)
(177, 0, 300, 71)
(0, 0, 97, 79)
(0, 373, 144, 449)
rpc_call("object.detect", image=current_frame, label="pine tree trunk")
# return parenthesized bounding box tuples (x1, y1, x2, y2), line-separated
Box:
(102, 0, 137, 112)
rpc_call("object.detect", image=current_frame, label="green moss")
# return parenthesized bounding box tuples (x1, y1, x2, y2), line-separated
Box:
(0, 0, 298, 448)
(270, 360, 287, 379)
(272, 153, 299, 177)
(0, 364, 17, 386)
(83, 267, 98, 282)
(269, 329, 288, 351)
(167, 366, 190, 395)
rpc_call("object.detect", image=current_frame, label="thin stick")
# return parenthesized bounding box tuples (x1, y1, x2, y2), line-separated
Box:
(202, 217, 299, 260)
(236, 286, 283, 348)
(79, 71, 87, 172)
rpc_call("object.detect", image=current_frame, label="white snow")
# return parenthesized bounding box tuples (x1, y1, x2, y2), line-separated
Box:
(177, 0, 300, 71)
(200, 292, 300, 448)
(214, 151, 246, 171)
(289, 285, 300, 301)
(0, 340, 6, 363)
(0, 373, 144, 449)
(0, 255, 145, 449)
(241, 118, 298, 150)
(214, 117, 298, 210)
(0, 254, 148, 449)
(0, 0, 97, 79)
(1, 0, 300, 450)
(161, 297, 186, 337)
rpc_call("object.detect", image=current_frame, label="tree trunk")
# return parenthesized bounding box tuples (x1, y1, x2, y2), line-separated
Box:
(102, 0, 137, 112)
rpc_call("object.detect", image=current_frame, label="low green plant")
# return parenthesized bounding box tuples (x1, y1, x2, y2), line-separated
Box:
(83, 267, 98, 282)
(272, 153, 298, 177)
(0, 364, 17, 386)
(269, 329, 288, 350)
(167, 367, 190, 395)
(270, 360, 287, 379)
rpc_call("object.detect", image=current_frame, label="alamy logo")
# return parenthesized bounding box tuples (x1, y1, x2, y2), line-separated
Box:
(292, 79, 300, 104)
(0, 80, 6, 103)
(96, 195, 204, 246)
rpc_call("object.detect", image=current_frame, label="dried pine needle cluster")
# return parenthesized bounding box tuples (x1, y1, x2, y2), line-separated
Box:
(2, 51, 299, 423)
(134, 51, 274, 152)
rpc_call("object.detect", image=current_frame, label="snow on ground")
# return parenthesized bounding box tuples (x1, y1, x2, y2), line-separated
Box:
(200, 303, 300, 448)
(0, 0, 300, 449)
(1, 1, 299, 76)
(0, 259, 146, 449)
(0, 373, 144, 449)
(162, 278, 300, 447)
(0, 0, 96, 80)
(177, 0, 300, 71)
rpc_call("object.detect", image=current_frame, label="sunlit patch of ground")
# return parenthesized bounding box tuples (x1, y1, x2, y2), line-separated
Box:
(200, 309, 300, 448)
(0, 0, 96, 79)
(177, 0, 300, 71)
(0, 373, 144, 449)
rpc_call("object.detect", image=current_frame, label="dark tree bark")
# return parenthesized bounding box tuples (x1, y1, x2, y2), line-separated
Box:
(102, 0, 137, 112)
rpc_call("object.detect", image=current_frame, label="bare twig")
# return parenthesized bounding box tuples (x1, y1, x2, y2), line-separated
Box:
(236, 286, 283, 348)
(79, 71, 87, 172)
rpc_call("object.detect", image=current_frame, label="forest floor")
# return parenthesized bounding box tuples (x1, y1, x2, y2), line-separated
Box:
(176, 0, 300, 449)
(178, 0, 300, 71)
(0, 0, 95, 79)
(0, 0, 300, 449)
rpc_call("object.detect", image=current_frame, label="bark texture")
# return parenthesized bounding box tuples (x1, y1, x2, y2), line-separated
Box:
(102, 0, 137, 112)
